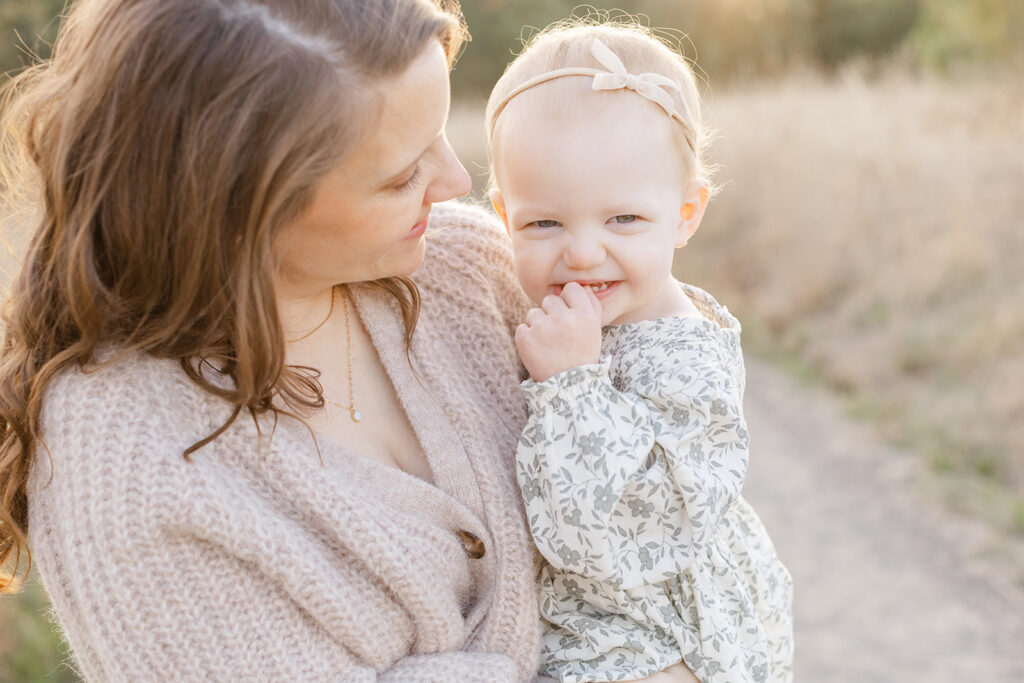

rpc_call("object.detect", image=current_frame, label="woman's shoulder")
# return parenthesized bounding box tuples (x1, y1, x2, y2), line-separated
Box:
(44, 348, 215, 425)
(29, 350, 233, 542)
(38, 349, 227, 479)
(426, 199, 506, 242)
(421, 200, 513, 278)
(418, 199, 529, 323)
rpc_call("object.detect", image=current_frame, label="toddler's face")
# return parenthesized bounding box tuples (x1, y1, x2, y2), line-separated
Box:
(491, 97, 695, 326)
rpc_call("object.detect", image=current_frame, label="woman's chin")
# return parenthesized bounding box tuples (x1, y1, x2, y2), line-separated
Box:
(393, 240, 428, 277)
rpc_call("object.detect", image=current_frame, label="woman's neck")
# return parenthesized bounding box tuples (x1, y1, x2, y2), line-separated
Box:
(277, 284, 338, 343)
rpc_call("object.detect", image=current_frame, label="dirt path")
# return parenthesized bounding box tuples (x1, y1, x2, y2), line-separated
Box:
(741, 358, 1024, 682)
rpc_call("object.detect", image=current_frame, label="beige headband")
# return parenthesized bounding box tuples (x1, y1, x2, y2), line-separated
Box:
(488, 39, 696, 152)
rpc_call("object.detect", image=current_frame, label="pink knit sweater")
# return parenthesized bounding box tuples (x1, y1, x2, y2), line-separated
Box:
(28, 202, 541, 681)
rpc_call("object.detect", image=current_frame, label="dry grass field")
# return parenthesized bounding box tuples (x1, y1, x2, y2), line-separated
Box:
(690, 72, 1024, 530)
(449, 71, 1024, 531)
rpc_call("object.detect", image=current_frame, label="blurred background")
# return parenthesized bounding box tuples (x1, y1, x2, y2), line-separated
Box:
(1, 0, 1022, 680)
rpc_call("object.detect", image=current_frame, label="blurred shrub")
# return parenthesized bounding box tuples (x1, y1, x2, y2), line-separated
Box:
(3, 0, 1022, 89)
(807, 0, 921, 70)
(453, 0, 1024, 95)
(0, 575, 79, 682)
(910, 0, 1024, 71)
(454, 0, 578, 98)
(0, 0, 65, 76)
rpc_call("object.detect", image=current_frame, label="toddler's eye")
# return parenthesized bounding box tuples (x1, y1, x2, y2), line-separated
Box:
(610, 215, 639, 224)
(528, 219, 561, 228)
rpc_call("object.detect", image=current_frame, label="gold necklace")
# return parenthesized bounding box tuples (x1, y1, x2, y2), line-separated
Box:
(324, 288, 362, 422)
(284, 286, 336, 343)
(284, 285, 361, 422)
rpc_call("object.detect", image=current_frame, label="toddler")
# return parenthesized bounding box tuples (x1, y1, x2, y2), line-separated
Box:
(485, 20, 794, 683)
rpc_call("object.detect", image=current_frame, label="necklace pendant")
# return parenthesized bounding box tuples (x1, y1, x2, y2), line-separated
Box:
(351, 409, 363, 422)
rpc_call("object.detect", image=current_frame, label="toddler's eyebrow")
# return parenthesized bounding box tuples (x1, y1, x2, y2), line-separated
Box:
(508, 201, 554, 218)
(507, 207, 545, 225)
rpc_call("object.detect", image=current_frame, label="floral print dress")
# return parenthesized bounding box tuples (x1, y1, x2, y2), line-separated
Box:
(516, 283, 793, 683)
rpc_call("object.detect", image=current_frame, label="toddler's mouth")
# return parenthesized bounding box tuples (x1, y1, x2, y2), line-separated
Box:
(553, 281, 619, 296)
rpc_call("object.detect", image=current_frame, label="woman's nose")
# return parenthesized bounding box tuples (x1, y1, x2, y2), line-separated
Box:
(562, 233, 606, 270)
(425, 137, 472, 203)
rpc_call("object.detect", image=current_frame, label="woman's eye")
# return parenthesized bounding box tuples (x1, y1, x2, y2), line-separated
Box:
(529, 220, 561, 228)
(394, 167, 422, 194)
(610, 214, 639, 224)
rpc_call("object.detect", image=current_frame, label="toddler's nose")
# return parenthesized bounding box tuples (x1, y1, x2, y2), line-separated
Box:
(563, 236, 606, 270)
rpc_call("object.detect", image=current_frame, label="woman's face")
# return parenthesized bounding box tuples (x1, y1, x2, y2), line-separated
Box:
(273, 41, 471, 299)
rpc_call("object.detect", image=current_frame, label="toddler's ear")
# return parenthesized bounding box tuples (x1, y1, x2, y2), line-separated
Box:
(487, 188, 510, 235)
(676, 179, 710, 248)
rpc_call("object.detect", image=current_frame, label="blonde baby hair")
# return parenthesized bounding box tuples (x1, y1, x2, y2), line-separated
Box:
(485, 14, 712, 190)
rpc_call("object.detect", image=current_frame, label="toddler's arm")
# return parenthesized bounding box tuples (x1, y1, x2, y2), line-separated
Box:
(515, 320, 748, 590)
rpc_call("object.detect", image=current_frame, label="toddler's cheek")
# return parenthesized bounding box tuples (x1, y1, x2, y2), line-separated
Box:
(515, 270, 546, 306)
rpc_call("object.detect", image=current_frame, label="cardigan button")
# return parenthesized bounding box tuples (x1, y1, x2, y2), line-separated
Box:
(456, 530, 486, 559)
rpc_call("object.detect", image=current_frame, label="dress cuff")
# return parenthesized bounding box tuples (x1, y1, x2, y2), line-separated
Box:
(520, 361, 612, 410)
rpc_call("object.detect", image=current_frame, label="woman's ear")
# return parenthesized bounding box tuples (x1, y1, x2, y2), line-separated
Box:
(487, 188, 509, 235)
(676, 178, 710, 247)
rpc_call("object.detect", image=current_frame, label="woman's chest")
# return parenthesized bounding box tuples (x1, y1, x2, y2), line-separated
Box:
(236, 435, 496, 655)
(313, 453, 495, 637)
(303, 377, 433, 482)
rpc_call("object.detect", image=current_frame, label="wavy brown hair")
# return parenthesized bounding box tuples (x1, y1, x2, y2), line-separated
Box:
(0, 0, 467, 592)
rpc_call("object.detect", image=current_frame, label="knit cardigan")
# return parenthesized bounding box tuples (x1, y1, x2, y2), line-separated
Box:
(28, 202, 541, 681)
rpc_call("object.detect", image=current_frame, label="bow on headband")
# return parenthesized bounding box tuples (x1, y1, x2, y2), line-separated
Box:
(487, 39, 695, 152)
(589, 39, 682, 121)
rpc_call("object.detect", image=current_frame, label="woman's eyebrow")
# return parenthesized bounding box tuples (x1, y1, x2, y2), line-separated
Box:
(380, 157, 421, 186)
(379, 132, 439, 186)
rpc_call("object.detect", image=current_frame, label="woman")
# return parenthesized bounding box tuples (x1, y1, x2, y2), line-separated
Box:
(0, 0, 540, 679)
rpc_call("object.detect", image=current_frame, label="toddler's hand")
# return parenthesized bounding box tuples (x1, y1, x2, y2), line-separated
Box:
(515, 282, 602, 382)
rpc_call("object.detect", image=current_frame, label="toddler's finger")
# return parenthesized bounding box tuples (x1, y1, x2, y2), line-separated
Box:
(559, 281, 585, 301)
(513, 324, 534, 358)
(524, 307, 546, 327)
(583, 283, 603, 316)
(540, 293, 568, 315)
(563, 281, 602, 317)
(561, 281, 593, 308)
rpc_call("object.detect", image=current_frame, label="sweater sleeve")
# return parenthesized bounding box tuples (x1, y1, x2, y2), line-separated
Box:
(381, 653, 519, 681)
(514, 323, 748, 591)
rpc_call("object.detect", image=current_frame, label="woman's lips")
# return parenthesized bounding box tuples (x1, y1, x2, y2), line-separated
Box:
(406, 217, 429, 239)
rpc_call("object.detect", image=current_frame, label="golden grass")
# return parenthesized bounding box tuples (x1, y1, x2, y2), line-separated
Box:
(449, 71, 1024, 528)
(685, 73, 1024, 489)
